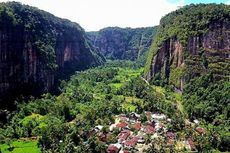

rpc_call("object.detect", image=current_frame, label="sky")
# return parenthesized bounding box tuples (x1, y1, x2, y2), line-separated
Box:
(0, 0, 229, 31)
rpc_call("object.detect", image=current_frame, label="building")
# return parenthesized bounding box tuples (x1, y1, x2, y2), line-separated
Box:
(107, 144, 122, 153)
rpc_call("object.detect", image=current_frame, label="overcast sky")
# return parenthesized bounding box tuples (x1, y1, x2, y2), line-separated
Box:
(0, 0, 229, 31)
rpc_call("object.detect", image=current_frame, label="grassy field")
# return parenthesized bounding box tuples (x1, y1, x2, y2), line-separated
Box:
(0, 140, 41, 153)
(108, 68, 143, 90)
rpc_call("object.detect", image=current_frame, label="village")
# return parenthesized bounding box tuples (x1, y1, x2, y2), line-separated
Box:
(92, 111, 205, 153)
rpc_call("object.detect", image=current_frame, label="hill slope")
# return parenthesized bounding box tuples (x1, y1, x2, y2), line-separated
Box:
(0, 2, 105, 109)
(144, 5, 230, 150)
(145, 4, 230, 90)
(87, 26, 157, 64)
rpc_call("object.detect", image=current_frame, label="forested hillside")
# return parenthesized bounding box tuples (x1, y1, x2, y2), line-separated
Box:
(87, 27, 157, 65)
(0, 62, 187, 152)
(0, 2, 229, 153)
(145, 4, 230, 152)
(0, 2, 105, 109)
(145, 4, 230, 88)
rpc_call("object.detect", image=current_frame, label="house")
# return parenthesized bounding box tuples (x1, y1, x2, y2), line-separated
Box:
(155, 122, 164, 131)
(166, 132, 175, 139)
(167, 118, 172, 122)
(110, 124, 116, 131)
(105, 111, 183, 152)
(97, 132, 107, 142)
(187, 138, 196, 151)
(137, 131, 146, 140)
(117, 130, 131, 143)
(151, 113, 166, 120)
(95, 125, 104, 131)
(107, 144, 122, 153)
(167, 138, 174, 146)
(131, 122, 141, 131)
(123, 137, 138, 149)
(116, 122, 128, 129)
(196, 127, 205, 135)
(107, 145, 119, 153)
(137, 136, 145, 143)
(151, 133, 159, 139)
(143, 125, 155, 134)
(130, 112, 140, 120)
(194, 119, 199, 124)
(120, 116, 129, 122)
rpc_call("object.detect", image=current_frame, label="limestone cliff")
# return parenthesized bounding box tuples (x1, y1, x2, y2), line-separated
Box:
(0, 2, 105, 109)
(145, 4, 230, 90)
(87, 27, 157, 63)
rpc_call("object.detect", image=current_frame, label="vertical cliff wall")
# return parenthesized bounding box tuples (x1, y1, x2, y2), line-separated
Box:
(87, 27, 158, 63)
(0, 2, 105, 109)
(145, 4, 230, 90)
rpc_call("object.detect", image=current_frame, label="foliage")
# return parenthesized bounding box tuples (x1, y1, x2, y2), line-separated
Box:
(0, 140, 41, 153)
(183, 74, 230, 151)
(87, 26, 158, 65)
(0, 1, 105, 71)
(0, 61, 186, 152)
(145, 3, 230, 77)
(143, 4, 230, 151)
(183, 74, 230, 123)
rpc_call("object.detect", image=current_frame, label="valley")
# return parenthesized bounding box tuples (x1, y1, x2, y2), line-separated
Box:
(0, 1, 229, 153)
(0, 61, 228, 153)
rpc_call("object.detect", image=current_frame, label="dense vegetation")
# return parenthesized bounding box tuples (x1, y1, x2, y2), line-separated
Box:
(145, 4, 230, 74)
(87, 26, 158, 66)
(0, 2, 104, 70)
(0, 61, 229, 152)
(183, 74, 230, 151)
(0, 62, 188, 152)
(0, 2, 229, 153)
(0, 2, 105, 109)
(144, 3, 230, 152)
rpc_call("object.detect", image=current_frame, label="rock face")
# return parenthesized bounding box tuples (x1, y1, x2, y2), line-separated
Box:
(87, 27, 157, 62)
(0, 2, 105, 109)
(145, 4, 230, 90)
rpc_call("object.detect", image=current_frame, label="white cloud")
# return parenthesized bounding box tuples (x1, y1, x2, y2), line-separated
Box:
(0, 0, 181, 31)
(179, 0, 185, 6)
(227, 0, 230, 4)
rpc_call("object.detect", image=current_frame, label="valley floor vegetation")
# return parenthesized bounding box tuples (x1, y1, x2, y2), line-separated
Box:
(0, 61, 229, 153)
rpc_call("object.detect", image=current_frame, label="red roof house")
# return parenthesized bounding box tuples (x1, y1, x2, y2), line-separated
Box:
(123, 137, 139, 148)
(116, 122, 128, 129)
(196, 127, 205, 135)
(117, 130, 130, 142)
(123, 140, 137, 148)
(143, 125, 155, 134)
(187, 138, 196, 150)
(132, 122, 141, 131)
(107, 145, 120, 153)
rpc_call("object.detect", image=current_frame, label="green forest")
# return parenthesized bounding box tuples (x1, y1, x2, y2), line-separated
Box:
(0, 2, 230, 153)
(0, 61, 229, 152)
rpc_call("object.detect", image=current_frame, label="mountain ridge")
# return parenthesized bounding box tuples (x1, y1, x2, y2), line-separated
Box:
(87, 26, 158, 65)
(0, 2, 105, 109)
(145, 3, 230, 90)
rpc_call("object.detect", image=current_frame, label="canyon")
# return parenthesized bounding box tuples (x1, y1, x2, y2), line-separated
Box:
(0, 2, 105, 109)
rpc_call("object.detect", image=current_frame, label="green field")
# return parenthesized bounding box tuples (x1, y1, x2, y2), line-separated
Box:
(0, 140, 41, 153)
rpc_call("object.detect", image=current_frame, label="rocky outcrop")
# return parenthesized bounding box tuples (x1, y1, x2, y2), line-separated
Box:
(87, 27, 157, 62)
(145, 4, 230, 90)
(0, 2, 105, 109)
